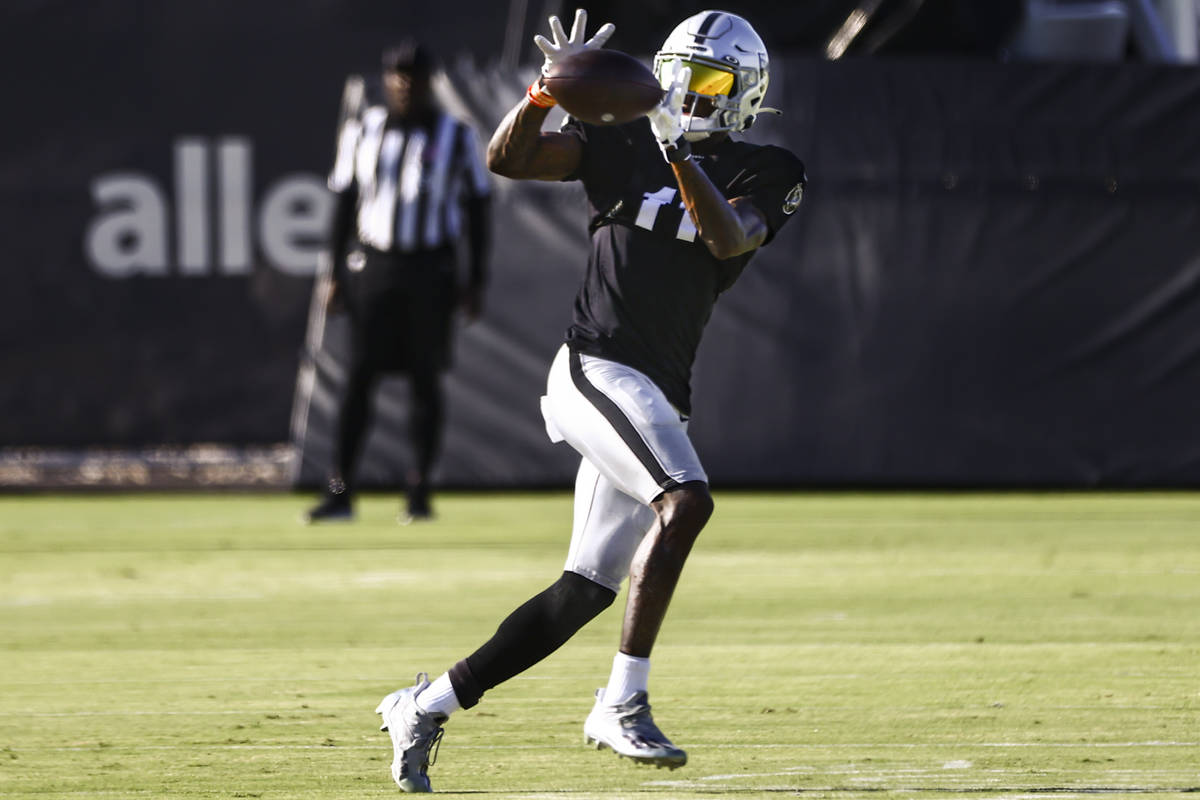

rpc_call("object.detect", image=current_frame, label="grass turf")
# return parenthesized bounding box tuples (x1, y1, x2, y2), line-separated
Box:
(0, 491, 1197, 799)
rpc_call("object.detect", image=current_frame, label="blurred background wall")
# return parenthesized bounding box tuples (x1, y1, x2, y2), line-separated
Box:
(3, 0, 1199, 488)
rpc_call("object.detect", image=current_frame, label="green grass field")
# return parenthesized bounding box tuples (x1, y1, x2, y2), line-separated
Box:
(1, 491, 1197, 799)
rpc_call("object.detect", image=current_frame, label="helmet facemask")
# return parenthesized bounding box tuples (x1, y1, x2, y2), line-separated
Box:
(654, 57, 740, 140)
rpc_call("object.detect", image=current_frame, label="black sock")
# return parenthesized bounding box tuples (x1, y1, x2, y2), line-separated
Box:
(448, 572, 615, 709)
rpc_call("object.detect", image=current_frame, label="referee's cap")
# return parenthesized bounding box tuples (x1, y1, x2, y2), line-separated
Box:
(382, 40, 436, 77)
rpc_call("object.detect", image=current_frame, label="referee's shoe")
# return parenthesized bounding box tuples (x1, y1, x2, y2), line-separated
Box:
(303, 479, 353, 523)
(400, 483, 433, 525)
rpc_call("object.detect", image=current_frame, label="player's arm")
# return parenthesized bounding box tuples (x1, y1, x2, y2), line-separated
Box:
(486, 99, 581, 181)
(648, 62, 768, 259)
(672, 162, 767, 260)
(487, 9, 614, 182)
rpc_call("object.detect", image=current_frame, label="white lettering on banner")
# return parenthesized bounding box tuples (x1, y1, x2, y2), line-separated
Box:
(218, 138, 253, 275)
(84, 175, 170, 277)
(176, 138, 209, 275)
(84, 137, 332, 278)
(259, 176, 329, 276)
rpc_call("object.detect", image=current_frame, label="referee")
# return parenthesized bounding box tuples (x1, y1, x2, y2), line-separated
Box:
(306, 41, 492, 524)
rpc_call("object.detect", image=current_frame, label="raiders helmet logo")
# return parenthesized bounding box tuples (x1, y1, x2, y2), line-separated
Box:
(782, 182, 804, 215)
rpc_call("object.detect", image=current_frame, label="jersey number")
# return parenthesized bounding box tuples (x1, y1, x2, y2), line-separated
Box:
(634, 187, 697, 242)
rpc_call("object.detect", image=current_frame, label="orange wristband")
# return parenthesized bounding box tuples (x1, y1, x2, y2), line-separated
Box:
(526, 79, 557, 109)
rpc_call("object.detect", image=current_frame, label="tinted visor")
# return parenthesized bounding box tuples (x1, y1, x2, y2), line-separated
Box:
(684, 61, 735, 96)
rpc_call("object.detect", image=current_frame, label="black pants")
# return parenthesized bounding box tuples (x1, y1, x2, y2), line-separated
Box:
(333, 245, 455, 493)
(333, 348, 443, 493)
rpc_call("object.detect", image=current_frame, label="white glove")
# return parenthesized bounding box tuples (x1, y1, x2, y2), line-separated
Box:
(646, 60, 692, 163)
(533, 8, 616, 77)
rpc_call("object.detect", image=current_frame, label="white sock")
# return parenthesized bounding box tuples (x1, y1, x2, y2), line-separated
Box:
(603, 652, 650, 704)
(415, 672, 462, 717)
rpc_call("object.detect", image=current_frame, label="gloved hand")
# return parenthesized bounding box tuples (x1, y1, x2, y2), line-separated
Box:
(646, 59, 692, 164)
(533, 8, 616, 76)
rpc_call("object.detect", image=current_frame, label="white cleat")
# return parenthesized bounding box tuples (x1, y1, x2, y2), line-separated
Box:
(583, 688, 687, 769)
(375, 673, 447, 792)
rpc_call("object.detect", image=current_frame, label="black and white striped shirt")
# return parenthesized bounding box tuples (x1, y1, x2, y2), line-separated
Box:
(328, 107, 490, 253)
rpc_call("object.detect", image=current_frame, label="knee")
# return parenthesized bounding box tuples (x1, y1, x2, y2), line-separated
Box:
(655, 481, 714, 537)
(554, 571, 617, 620)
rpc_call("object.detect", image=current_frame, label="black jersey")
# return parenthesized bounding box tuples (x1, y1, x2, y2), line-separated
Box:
(560, 116, 806, 415)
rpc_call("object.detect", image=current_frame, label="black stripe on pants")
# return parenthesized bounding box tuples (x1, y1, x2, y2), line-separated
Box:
(567, 349, 680, 493)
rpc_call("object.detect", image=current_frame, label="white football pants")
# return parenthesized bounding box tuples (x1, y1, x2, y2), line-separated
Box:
(540, 345, 707, 591)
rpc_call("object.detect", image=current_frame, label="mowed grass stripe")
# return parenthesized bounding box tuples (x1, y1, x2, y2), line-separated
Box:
(0, 491, 1197, 799)
(11, 741, 1200, 750)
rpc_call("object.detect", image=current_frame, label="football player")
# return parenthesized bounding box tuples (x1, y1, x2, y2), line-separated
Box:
(373, 8, 806, 792)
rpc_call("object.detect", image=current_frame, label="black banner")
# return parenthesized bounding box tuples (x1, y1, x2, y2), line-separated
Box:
(0, 0, 516, 447)
(5, 2, 1200, 486)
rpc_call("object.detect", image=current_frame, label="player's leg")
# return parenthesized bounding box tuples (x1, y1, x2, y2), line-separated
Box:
(541, 345, 707, 767)
(376, 458, 647, 791)
(412, 460, 648, 709)
(377, 572, 613, 792)
(576, 482, 710, 766)
(620, 481, 713, 657)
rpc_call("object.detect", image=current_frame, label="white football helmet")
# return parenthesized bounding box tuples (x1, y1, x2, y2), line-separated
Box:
(653, 10, 776, 140)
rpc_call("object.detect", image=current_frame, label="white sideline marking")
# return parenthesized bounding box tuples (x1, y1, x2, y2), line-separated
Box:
(647, 767, 815, 782)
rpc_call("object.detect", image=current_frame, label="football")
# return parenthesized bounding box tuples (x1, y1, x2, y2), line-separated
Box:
(544, 49, 664, 125)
